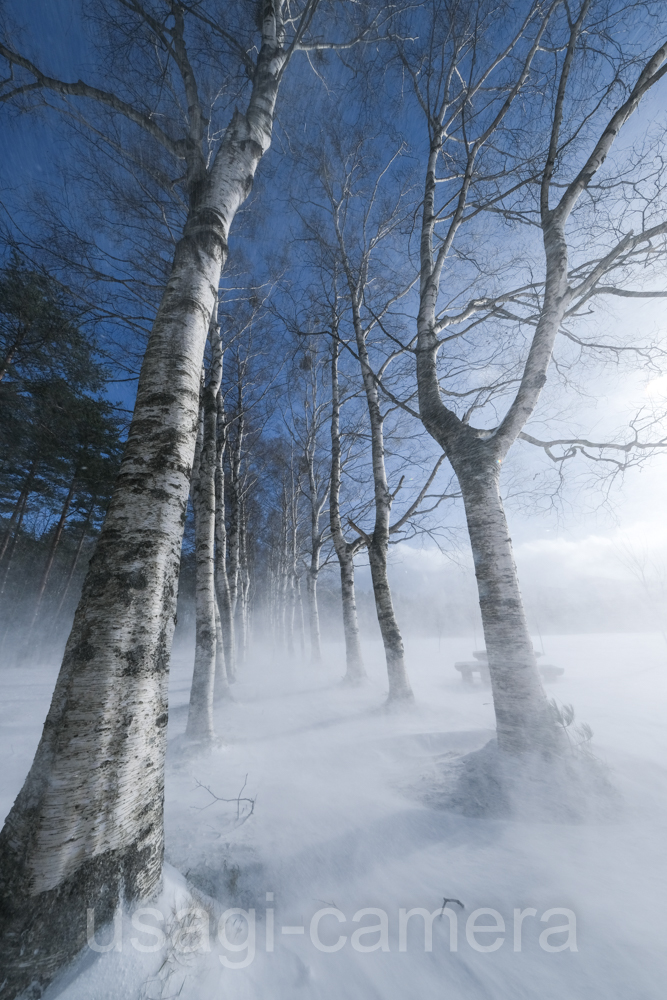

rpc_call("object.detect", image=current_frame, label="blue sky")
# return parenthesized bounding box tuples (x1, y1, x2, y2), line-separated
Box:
(3, 0, 667, 606)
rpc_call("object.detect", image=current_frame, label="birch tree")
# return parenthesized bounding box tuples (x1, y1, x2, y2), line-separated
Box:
(0, 3, 388, 993)
(285, 345, 332, 664)
(303, 132, 452, 702)
(214, 381, 235, 684)
(268, 448, 303, 655)
(224, 349, 261, 671)
(395, 0, 667, 752)
(186, 315, 229, 742)
(330, 335, 366, 683)
(282, 454, 303, 657)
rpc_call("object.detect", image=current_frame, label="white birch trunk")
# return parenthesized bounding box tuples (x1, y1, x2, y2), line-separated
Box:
(337, 547, 364, 683)
(284, 544, 295, 657)
(412, 26, 667, 755)
(0, 25, 286, 994)
(214, 595, 231, 701)
(237, 497, 251, 664)
(458, 461, 558, 753)
(416, 328, 559, 750)
(306, 559, 322, 664)
(214, 389, 235, 684)
(285, 466, 300, 657)
(306, 452, 323, 666)
(296, 575, 306, 658)
(350, 300, 412, 701)
(227, 405, 243, 661)
(330, 343, 365, 682)
(186, 320, 223, 741)
(276, 486, 289, 651)
(302, 380, 328, 667)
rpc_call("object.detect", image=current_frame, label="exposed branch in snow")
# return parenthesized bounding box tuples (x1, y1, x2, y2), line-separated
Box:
(194, 775, 256, 824)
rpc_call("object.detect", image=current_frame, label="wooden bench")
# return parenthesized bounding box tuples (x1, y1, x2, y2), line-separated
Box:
(454, 650, 564, 686)
(454, 661, 491, 686)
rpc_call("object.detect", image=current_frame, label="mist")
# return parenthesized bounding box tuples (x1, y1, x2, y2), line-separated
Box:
(2, 516, 666, 996)
(2, 620, 665, 998)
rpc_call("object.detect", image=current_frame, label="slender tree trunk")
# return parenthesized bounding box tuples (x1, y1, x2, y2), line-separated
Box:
(284, 546, 295, 656)
(187, 321, 224, 741)
(348, 294, 412, 701)
(332, 222, 412, 697)
(276, 486, 289, 652)
(285, 465, 299, 657)
(268, 564, 278, 645)
(227, 406, 243, 634)
(368, 535, 411, 700)
(306, 553, 322, 664)
(214, 390, 235, 683)
(30, 472, 78, 630)
(329, 342, 364, 682)
(237, 496, 251, 664)
(0, 28, 285, 993)
(282, 487, 291, 654)
(303, 410, 326, 665)
(296, 575, 306, 658)
(0, 460, 37, 563)
(54, 503, 94, 622)
(0, 487, 30, 597)
(337, 547, 364, 683)
(214, 596, 231, 701)
(285, 581, 295, 655)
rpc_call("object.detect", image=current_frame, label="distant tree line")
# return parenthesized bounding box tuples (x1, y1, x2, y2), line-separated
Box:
(0, 253, 123, 652)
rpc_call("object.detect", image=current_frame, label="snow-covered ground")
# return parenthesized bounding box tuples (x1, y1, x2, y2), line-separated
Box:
(1, 632, 665, 999)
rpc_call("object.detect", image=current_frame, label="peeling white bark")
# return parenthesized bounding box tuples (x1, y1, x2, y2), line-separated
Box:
(227, 399, 244, 675)
(458, 461, 558, 753)
(416, 315, 558, 750)
(350, 301, 412, 701)
(186, 319, 224, 741)
(306, 564, 322, 663)
(300, 369, 329, 666)
(330, 343, 365, 683)
(238, 496, 251, 664)
(214, 389, 235, 687)
(214, 595, 231, 701)
(0, 24, 288, 993)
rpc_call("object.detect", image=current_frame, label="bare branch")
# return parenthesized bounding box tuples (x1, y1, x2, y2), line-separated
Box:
(0, 42, 185, 159)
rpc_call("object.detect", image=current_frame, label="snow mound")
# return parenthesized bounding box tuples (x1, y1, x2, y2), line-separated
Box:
(430, 738, 620, 822)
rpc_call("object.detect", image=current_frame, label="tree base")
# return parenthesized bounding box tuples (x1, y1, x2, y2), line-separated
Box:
(170, 733, 227, 761)
(213, 688, 235, 703)
(340, 672, 366, 687)
(438, 738, 619, 822)
(0, 843, 160, 1000)
(383, 688, 416, 710)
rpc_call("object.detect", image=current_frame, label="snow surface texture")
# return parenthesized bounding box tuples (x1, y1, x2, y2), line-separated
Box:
(1, 633, 665, 999)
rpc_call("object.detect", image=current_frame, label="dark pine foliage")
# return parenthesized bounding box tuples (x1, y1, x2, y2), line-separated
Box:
(0, 253, 124, 656)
